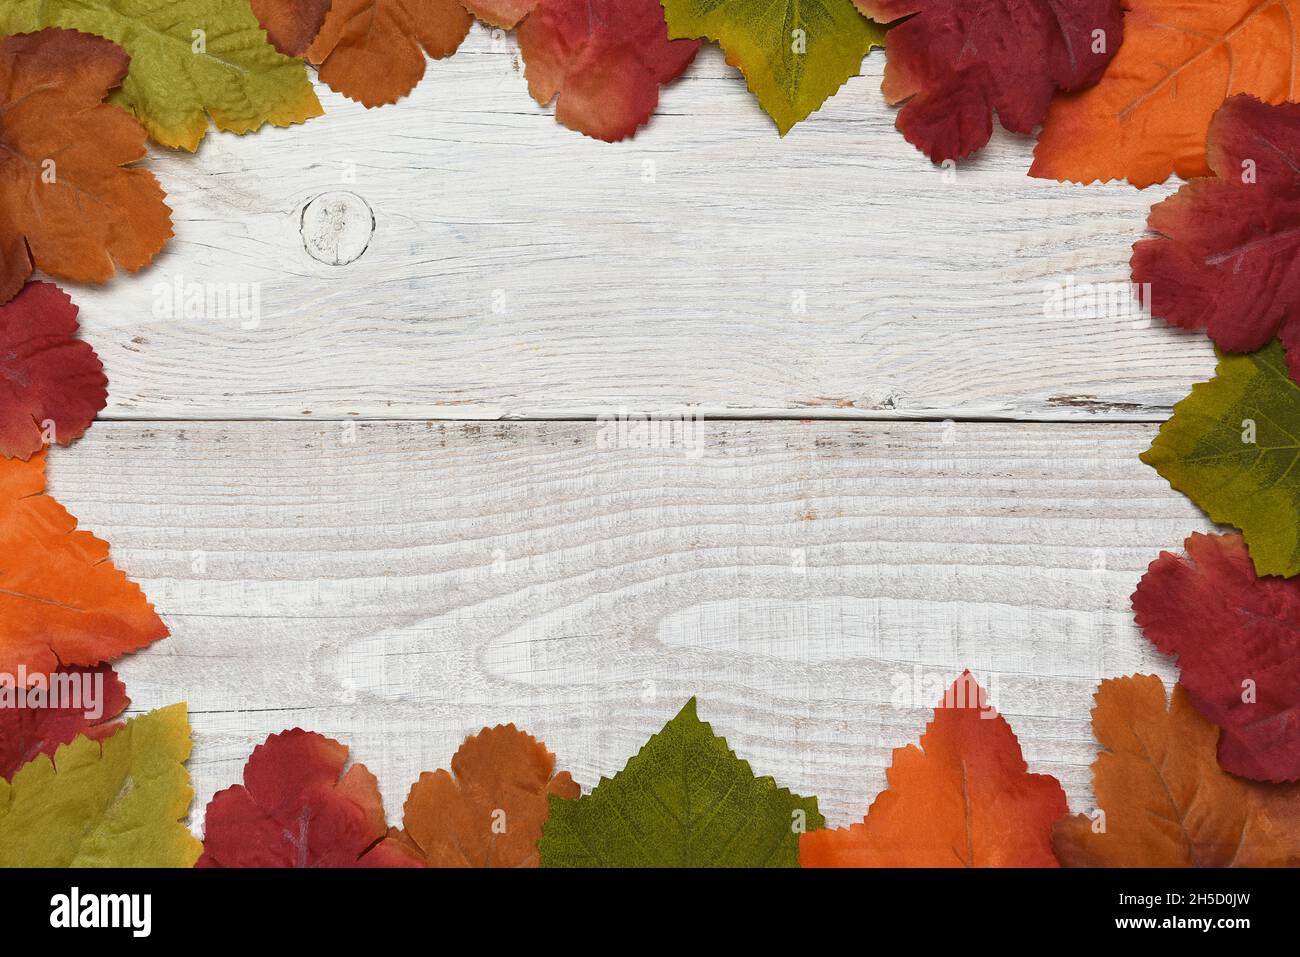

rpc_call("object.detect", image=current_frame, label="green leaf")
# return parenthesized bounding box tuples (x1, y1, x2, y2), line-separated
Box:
(1142, 342, 1300, 578)
(0, 1, 323, 150)
(539, 698, 822, 866)
(660, 0, 885, 135)
(0, 703, 202, 867)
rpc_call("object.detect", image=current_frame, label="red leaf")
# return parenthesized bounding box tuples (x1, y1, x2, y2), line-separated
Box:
(467, 0, 700, 142)
(1132, 532, 1300, 782)
(0, 665, 128, 781)
(856, 0, 1122, 163)
(1132, 96, 1300, 381)
(198, 730, 415, 867)
(0, 282, 107, 460)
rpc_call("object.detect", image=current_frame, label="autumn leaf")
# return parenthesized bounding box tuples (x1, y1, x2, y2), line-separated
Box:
(856, 0, 1121, 163)
(1032, 0, 1300, 187)
(252, 0, 334, 56)
(0, 666, 128, 782)
(0, 1, 323, 151)
(307, 0, 472, 108)
(0, 30, 171, 305)
(0, 703, 202, 867)
(1132, 533, 1300, 782)
(0, 450, 168, 677)
(1054, 675, 1300, 866)
(539, 698, 821, 866)
(380, 724, 578, 867)
(659, 0, 882, 136)
(199, 729, 415, 867)
(1133, 96, 1300, 383)
(467, 0, 701, 141)
(1141, 342, 1300, 578)
(0, 283, 108, 461)
(801, 672, 1066, 866)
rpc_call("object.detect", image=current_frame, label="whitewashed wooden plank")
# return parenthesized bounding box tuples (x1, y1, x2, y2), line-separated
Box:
(45, 419, 1207, 831)
(59, 27, 1213, 422)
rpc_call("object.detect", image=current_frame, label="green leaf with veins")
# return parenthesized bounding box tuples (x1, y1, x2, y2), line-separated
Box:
(1143, 342, 1300, 577)
(539, 698, 823, 866)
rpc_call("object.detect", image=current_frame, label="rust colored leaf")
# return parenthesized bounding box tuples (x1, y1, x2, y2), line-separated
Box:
(0, 665, 128, 781)
(0, 283, 107, 461)
(0, 450, 168, 677)
(1054, 675, 1300, 866)
(801, 672, 1067, 866)
(0, 29, 171, 304)
(252, 0, 335, 56)
(308, 0, 474, 107)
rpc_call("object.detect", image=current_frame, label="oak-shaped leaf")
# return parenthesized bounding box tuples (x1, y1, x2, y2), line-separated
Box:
(0, 30, 171, 304)
(468, 0, 701, 142)
(382, 724, 578, 867)
(0, 0, 323, 150)
(539, 698, 823, 866)
(1132, 96, 1300, 381)
(308, 0, 473, 108)
(659, 0, 884, 136)
(0, 703, 202, 867)
(252, 0, 334, 56)
(0, 666, 129, 782)
(1054, 676, 1300, 866)
(857, 0, 1121, 163)
(1141, 342, 1300, 578)
(802, 672, 1067, 866)
(1033, 0, 1299, 187)
(199, 729, 416, 867)
(0, 450, 169, 677)
(0, 283, 108, 460)
(1133, 533, 1300, 782)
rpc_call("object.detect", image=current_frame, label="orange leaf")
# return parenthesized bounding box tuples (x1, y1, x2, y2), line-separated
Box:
(307, 0, 473, 107)
(252, 0, 336, 56)
(0, 29, 172, 304)
(385, 724, 578, 867)
(1031, 0, 1299, 187)
(1054, 675, 1300, 866)
(801, 672, 1067, 867)
(0, 450, 167, 677)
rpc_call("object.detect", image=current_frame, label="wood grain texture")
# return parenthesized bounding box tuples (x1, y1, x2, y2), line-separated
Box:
(46, 420, 1206, 830)
(61, 27, 1213, 423)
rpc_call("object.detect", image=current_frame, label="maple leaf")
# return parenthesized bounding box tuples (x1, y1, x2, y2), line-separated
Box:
(467, 0, 701, 141)
(659, 0, 883, 136)
(0, 450, 168, 677)
(374, 724, 579, 867)
(1133, 533, 1300, 782)
(0, 1, 323, 151)
(1132, 96, 1300, 382)
(856, 0, 1121, 163)
(801, 672, 1067, 866)
(0, 703, 202, 867)
(252, 0, 335, 56)
(199, 729, 415, 867)
(0, 665, 128, 782)
(0, 283, 108, 461)
(1032, 0, 1300, 187)
(539, 698, 822, 866)
(0, 30, 171, 306)
(1054, 675, 1300, 866)
(1141, 342, 1300, 578)
(307, 0, 473, 108)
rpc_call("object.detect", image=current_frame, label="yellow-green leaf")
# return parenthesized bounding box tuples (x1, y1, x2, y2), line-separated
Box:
(1142, 342, 1300, 578)
(0, 1, 323, 150)
(660, 0, 885, 135)
(0, 703, 202, 867)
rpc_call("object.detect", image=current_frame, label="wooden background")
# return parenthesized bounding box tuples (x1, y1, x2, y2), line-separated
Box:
(47, 30, 1216, 831)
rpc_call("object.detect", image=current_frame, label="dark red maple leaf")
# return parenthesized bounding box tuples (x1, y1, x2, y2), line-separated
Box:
(856, 0, 1123, 163)
(0, 665, 128, 781)
(0, 282, 107, 460)
(1133, 96, 1300, 382)
(1132, 532, 1300, 782)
